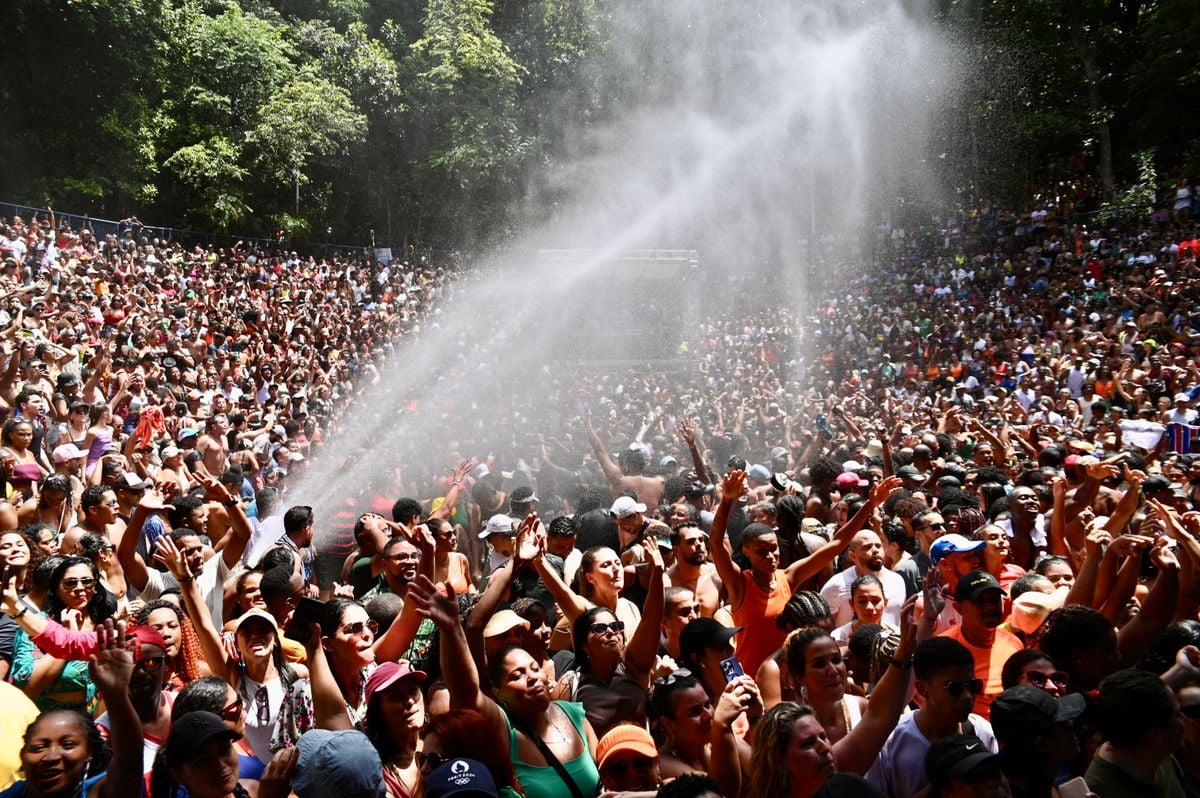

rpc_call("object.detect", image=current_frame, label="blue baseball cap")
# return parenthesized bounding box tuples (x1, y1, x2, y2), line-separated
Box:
(929, 533, 986, 565)
(425, 758, 499, 797)
(293, 729, 385, 797)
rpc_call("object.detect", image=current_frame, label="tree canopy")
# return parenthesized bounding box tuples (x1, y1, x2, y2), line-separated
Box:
(1, 0, 1197, 246)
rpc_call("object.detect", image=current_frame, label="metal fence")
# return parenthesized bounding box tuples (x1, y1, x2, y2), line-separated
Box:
(0, 201, 372, 257)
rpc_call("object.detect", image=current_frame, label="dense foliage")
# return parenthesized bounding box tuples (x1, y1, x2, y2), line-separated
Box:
(1, 0, 1196, 246)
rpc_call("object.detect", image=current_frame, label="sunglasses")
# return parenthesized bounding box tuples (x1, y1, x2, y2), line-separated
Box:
(602, 755, 656, 776)
(340, 620, 379, 637)
(653, 669, 693, 688)
(61, 577, 96, 591)
(919, 522, 948, 532)
(255, 685, 270, 725)
(221, 694, 244, 721)
(939, 678, 985, 698)
(1023, 671, 1069, 690)
(588, 621, 625, 636)
(134, 655, 166, 674)
(416, 751, 447, 771)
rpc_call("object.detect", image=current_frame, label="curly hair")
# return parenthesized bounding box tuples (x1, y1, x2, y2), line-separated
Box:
(136, 599, 205, 686)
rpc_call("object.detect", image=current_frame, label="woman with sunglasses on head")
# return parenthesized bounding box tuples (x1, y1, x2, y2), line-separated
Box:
(158, 536, 302, 766)
(649, 669, 752, 796)
(407, 573, 602, 798)
(11, 556, 116, 713)
(1, 621, 144, 798)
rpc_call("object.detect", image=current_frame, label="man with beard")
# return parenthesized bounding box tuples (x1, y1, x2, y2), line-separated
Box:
(665, 525, 721, 617)
(937, 571, 1021, 720)
(819, 529, 908, 627)
(363, 534, 428, 599)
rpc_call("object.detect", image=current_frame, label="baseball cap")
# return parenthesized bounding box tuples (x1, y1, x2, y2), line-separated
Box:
(835, 472, 868, 490)
(990, 685, 1086, 742)
(929, 534, 986, 565)
(364, 661, 427, 704)
(478, 514, 516, 539)
(660, 455, 678, 467)
(164, 711, 242, 767)
(235, 608, 279, 634)
(595, 725, 657, 769)
(746, 464, 772, 483)
(177, 427, 201, 441)
(897, 465, 928, 482)
(120, 472, 150, 490)
(609, 496, 647, 519)
(925, 734, 1001, 788)
(294, 729, 386, 797)
(679, 618, 741, 668)
(273, 424, 287, 437)
(1176, 393, 1191, 403)
(483, 609, 529, 639)
(424, 758, 499, 798)
(954, 570, 1004, 603)
(161, 445, 182, 459)
(50, 443, 87, 463)
(1143, 475, 1174, 493)
(813, 773, 886, 798)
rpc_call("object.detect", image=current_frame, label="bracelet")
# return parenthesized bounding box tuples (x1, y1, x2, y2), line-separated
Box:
(13, 604, 27, 620)
(889, 656, 914, 670)
(177, 576, 194, 584)
(223, 497, 239, 508)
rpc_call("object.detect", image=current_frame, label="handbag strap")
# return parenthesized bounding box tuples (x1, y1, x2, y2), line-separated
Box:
(512, 707, 587, 798)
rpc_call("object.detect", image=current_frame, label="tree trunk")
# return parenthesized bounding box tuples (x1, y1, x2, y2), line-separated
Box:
(1070, 22, 1114, 197)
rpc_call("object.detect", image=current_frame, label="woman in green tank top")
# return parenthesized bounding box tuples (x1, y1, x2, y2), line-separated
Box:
(408, 570, 602, 798)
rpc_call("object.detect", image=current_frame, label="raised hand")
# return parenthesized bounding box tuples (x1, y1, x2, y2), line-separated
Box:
(721, 470, 747, 503)
(869, 475, 903, 506)
(922, 567, 946, 623)
(138, 489, 167, 512)
(1150, 536, 1181, 572)
(406, 575, 459, 630)
(156, 535, 195, 581)
(1, 573, 21, 617)
(677, 418, 697, 445)
(257, 747, 300, 798)
(88, 619, 133, 696)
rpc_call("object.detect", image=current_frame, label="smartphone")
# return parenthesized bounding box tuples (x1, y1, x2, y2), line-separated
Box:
(284, 597, 325, 645)
(719, 656, 745, 683)
(1058, 777, 1089, 798)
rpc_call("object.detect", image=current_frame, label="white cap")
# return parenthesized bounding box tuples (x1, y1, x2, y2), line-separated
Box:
(479, 514, 515, 539)
(609, 496, 647, 520)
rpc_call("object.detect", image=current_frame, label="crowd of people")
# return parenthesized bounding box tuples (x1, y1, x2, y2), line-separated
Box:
(0, 186, 1199, 798)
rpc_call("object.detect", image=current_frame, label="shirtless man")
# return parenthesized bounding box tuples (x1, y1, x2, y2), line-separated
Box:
(587, 418, 665, 509)
(665, 524, 722, 617)
(195, 413, 231, 477)
(61, 484, 123, 554)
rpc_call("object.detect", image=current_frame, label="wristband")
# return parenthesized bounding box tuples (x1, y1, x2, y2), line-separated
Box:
(889, 656, 914, 670)
(177, 576, 194, 584)
(223, 497, 239, 508)
(13, 604, 27, 620)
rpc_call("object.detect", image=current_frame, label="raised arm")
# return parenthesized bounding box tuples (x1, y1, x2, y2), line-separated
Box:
(677, 419, 712, 485)
(194, 471, 253, 569)
(305, 625, 353, 732)
(836, 592, 927, 774)
(91, 621, 144, 798)
(531, 545, 590, 625)
(586, 417, 624, 490)
(406, 575, 506, 732)
(624, 544, 665, 686)
(784, 476, 903, 591)
(708, 471, 747, 609)
(116, 492, 163, 592)
(157, 535, 235, 683)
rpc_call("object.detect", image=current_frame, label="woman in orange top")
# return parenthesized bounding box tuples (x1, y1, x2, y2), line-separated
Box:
(707, 471, 902, 678)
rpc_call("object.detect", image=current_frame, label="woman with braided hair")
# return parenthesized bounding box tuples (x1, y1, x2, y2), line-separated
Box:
(757, 590, 833, 710)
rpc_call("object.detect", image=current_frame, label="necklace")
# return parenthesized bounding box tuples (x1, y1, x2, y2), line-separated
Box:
(751, 570, 776, 591)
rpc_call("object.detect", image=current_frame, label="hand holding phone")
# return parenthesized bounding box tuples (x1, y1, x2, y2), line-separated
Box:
(719, 656, 745, 683)
(284, 597, 325, 645)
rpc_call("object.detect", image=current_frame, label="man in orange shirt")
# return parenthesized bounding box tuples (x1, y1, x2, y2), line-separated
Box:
(937, 571, 1023, 720)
